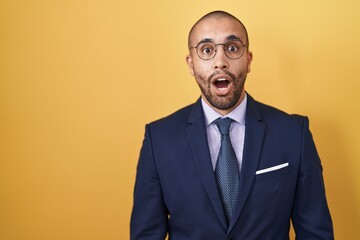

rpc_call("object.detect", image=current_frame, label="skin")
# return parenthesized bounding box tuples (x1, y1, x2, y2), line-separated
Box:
(186, 16, 253, 116)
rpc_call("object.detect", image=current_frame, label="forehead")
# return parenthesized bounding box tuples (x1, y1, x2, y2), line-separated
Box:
(190, 17, 246, 44)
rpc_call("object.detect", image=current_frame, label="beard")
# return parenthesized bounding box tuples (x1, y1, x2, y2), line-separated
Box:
(195, 69, 246, 111)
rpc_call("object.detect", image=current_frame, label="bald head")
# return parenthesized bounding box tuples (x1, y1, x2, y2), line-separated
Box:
(188, 10, 249, 49)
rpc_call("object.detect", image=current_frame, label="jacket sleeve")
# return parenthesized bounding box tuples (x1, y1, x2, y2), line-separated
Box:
(291, 117, 334, 239)
(130, 125, 168, 240)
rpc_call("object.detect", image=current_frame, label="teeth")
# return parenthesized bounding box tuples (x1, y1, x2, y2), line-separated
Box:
(214, 77, 230, 91)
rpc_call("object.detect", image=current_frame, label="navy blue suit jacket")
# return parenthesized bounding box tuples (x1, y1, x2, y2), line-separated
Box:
(130, 95, 333, 240)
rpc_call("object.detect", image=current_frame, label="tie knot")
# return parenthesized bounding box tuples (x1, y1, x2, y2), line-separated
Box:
(215, 117, 233, 135)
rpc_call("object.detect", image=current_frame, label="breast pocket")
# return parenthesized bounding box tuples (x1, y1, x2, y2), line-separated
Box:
(255, 162, 291, 182)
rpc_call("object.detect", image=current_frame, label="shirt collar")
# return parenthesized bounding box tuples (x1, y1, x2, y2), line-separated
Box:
(201, 93, 247, 126)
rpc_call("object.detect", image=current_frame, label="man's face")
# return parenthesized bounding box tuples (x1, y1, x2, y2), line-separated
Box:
(186, 17, 252, 115)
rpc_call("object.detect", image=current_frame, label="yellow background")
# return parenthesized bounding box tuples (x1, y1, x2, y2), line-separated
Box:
(1, 0, 359, 239)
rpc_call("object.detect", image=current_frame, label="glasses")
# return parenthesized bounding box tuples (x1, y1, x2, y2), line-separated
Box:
(189, 39, 248, 60)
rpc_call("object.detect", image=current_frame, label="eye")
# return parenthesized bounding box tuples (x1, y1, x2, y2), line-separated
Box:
(197, 42, 215, 56)
(200, 45, 214, 55)
(227, 44, 239, 52)
(202, 47, 212, 54)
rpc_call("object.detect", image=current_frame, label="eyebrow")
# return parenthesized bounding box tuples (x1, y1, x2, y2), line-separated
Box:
(226, 35, 241, 41)
(197, 35, 241, 45)
(197, 38, 214, 45)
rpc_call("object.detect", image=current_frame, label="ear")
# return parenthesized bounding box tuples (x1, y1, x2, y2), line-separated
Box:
(246, 51, 253, 73)
(186, 54, 195, 76)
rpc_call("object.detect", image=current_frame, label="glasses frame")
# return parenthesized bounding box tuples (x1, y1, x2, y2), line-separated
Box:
(189, 39, 248, 61)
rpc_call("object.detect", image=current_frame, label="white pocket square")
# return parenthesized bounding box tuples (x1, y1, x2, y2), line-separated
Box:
(255, 162, 289, 175)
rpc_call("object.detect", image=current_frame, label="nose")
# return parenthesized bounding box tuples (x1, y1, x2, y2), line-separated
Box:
(213, 46, 229, 70)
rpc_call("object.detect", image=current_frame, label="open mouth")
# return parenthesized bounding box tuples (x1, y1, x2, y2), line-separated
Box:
(213, 78, 230, 89)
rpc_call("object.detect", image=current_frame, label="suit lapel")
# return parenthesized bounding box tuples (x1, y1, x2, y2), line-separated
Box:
(228, 95, 266, 233)
(186, 99, 228, 230)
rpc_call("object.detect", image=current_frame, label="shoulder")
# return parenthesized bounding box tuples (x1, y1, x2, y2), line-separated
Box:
(147, 100, 198, 131)
(248, 94, 308, 129)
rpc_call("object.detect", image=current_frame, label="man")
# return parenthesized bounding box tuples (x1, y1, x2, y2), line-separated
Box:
(130, 10, 334, 240)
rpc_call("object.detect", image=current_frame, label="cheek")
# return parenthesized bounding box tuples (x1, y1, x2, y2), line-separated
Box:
(232, 62, 250, 75)
(195, 73, 205, 84)
(193, 60, 211, 74)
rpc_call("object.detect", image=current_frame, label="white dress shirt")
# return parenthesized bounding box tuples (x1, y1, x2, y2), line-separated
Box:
(201, 94, 247, 172)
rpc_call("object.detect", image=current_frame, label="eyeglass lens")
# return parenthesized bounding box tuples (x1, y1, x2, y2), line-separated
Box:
(196, 40, 245, 60)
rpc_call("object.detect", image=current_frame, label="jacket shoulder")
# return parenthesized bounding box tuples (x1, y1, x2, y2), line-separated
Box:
(247, 96, 309, 132)
(254, 99, 306, 122)
(147, 101, 196, 130)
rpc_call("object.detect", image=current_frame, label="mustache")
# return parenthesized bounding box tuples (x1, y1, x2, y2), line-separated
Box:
(208, 70, 236, 82)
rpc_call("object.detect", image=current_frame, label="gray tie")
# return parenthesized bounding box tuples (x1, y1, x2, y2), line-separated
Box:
(215, 117, 240, 224)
